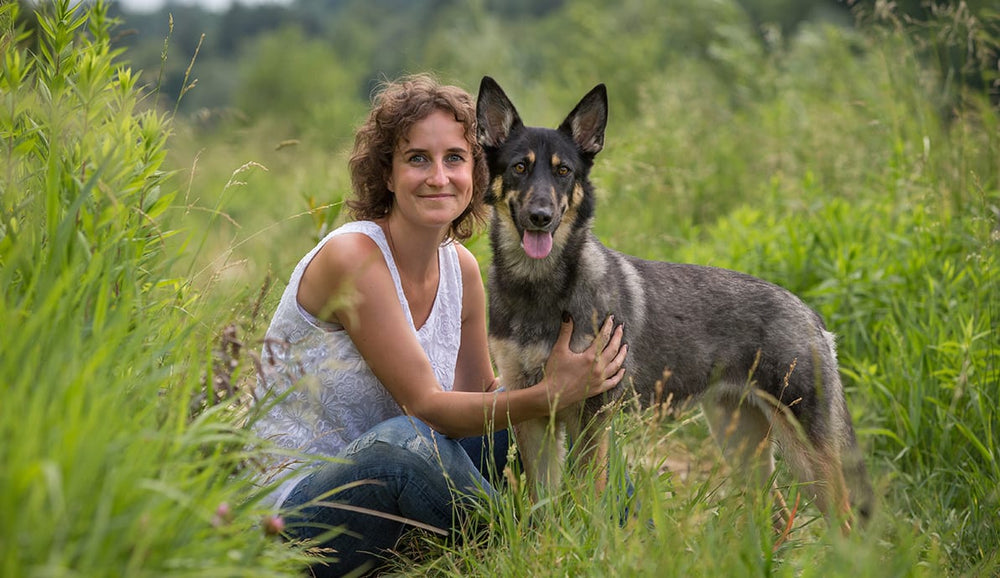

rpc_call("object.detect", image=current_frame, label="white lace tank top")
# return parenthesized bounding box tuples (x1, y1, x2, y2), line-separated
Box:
(252, 220, 463, 505)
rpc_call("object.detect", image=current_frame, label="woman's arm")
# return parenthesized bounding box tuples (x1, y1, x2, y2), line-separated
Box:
(452, 243, 499, 394)
(299, 234, 626, 439)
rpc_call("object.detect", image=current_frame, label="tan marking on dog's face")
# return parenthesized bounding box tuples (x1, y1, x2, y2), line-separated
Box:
(492, 202, 523, 257)
(551, 153, 574, 211)
(489, 174, 526, 257)
(490, 176, 509, 203)
(571, 182, 584, 208)
(548, 191, 588, 269)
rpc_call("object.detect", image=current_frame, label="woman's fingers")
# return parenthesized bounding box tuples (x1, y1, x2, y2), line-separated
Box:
(604, 334, 628, 380)
(594, 314, 615, 352)
(545, 312, 629, 402)
(606, 366, 626, 388)
(556, 311, 575, 349)
(588, 316, 627, 394)
(603, 322, 624, 357)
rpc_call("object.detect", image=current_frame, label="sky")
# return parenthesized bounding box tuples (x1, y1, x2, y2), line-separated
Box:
(115, 0, 290, 13)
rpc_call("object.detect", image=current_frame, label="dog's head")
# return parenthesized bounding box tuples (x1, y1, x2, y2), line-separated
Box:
(476, 76, 607, 260)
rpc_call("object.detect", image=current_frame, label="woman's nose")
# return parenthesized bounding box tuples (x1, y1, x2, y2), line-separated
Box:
(426, 161, 448, 186)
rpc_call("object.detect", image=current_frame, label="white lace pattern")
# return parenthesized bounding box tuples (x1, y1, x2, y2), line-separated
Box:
(252, 220, 463, 505)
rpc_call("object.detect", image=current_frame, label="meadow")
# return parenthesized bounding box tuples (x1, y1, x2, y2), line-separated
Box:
(2, 0, 997, 576)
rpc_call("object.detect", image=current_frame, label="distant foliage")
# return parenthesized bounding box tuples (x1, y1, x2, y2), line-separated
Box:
(236, 25, 364, 147)
(108, 0, 998, 122)
(851, 0, 1000, 106)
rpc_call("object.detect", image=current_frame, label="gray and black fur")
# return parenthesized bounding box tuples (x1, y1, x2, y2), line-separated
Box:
(476, 76, 874, 529)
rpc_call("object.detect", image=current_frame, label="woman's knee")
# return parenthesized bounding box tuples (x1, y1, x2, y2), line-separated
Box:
(343, 416, 489, 495)
(346, 416, 434, 451)
(346, 417, 451, 463)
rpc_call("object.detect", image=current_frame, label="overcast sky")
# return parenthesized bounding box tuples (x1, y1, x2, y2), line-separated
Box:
(116, 0, 289, 13)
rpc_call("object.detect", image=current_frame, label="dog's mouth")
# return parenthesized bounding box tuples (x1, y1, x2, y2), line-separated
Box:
(521, 230, 553, 259)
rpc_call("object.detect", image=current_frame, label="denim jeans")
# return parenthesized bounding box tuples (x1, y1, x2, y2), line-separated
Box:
(281, 416, 510, 577)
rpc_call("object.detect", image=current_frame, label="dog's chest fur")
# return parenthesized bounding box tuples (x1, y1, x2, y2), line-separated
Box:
(488, 232, 649, 406)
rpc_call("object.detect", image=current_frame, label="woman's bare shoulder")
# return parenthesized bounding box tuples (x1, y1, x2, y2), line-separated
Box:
(318, 232, 383, 270)
(298, 232, 387, 320)
(453, 242, 483, 281)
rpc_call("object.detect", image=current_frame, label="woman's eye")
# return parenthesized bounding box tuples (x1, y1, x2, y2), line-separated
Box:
(408, 154, 427, 163)
(447, 153, 466, 163)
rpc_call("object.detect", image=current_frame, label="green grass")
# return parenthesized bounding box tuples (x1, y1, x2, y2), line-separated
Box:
(1, 2, 306, 575)
(2, 1, 998, 576)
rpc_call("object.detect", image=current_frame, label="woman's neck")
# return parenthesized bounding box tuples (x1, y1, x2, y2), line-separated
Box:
(381, 215, 445, 281)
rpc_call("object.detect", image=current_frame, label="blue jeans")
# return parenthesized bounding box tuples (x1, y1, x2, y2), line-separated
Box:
(281, 416, 510, 577)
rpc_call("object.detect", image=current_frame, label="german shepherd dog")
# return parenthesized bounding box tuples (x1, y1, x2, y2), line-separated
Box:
(476, 76, 874, 529)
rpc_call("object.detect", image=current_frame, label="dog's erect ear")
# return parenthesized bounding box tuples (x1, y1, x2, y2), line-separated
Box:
(558, 84, 608, 156)
(477, 76, 523, 149)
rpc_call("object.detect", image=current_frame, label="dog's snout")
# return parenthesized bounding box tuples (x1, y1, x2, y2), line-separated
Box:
(528, 206, 553, 228)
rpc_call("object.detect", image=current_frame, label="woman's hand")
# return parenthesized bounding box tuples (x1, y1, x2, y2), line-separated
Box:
(541, 313, 627, 410)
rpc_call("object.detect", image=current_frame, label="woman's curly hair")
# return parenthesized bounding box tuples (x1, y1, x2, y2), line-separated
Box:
(346, 74, 489, 242)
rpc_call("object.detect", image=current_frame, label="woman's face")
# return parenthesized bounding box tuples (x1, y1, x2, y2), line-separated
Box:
(387, 109, 474, 231)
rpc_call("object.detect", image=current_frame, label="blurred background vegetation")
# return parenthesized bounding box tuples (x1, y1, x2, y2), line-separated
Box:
(3, 0, 998, 575)
(29, 0, 991, 283)
(92, 0, 1000, 119)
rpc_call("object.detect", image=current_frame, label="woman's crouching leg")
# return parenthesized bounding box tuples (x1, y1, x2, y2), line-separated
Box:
(281, 416, 496, 576)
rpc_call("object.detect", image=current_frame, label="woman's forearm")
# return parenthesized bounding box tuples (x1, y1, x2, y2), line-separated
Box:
(403, 385, 555, 439)
(404, 317, 626, 438)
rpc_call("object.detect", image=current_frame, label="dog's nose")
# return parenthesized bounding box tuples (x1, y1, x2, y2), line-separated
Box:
(528, 207, 553, 228)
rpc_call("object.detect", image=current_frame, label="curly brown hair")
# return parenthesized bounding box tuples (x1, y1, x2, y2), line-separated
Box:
(346, 74, 489, 242)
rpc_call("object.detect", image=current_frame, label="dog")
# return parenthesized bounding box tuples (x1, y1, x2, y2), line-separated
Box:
(475, 76, 874, 530)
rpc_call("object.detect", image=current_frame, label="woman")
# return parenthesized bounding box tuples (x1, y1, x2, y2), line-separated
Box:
(252, 74, 627, 576)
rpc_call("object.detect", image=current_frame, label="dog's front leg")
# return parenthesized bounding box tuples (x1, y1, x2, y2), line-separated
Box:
(565, 413, 611, 496)
(514, 417, 566, 501)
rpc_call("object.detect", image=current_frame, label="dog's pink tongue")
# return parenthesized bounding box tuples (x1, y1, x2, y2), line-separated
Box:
(522, 231, 553, 259)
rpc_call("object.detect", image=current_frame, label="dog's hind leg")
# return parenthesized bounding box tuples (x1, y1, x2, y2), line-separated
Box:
(702, 392, 791, 529)
(779, 435, 854, 533)
(789, 405, 873, 533)
(762, 393, 856, 533)
(810, 331, 875, 529)
(780, 353, 874, 532)
(514, 416, 566, 500)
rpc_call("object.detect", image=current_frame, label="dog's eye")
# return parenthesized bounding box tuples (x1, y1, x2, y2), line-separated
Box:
(556, 165, 571, 177)
(513, 162, 527, 174)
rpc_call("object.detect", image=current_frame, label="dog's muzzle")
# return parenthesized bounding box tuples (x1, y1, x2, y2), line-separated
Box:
(519, 200, 558, 259)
